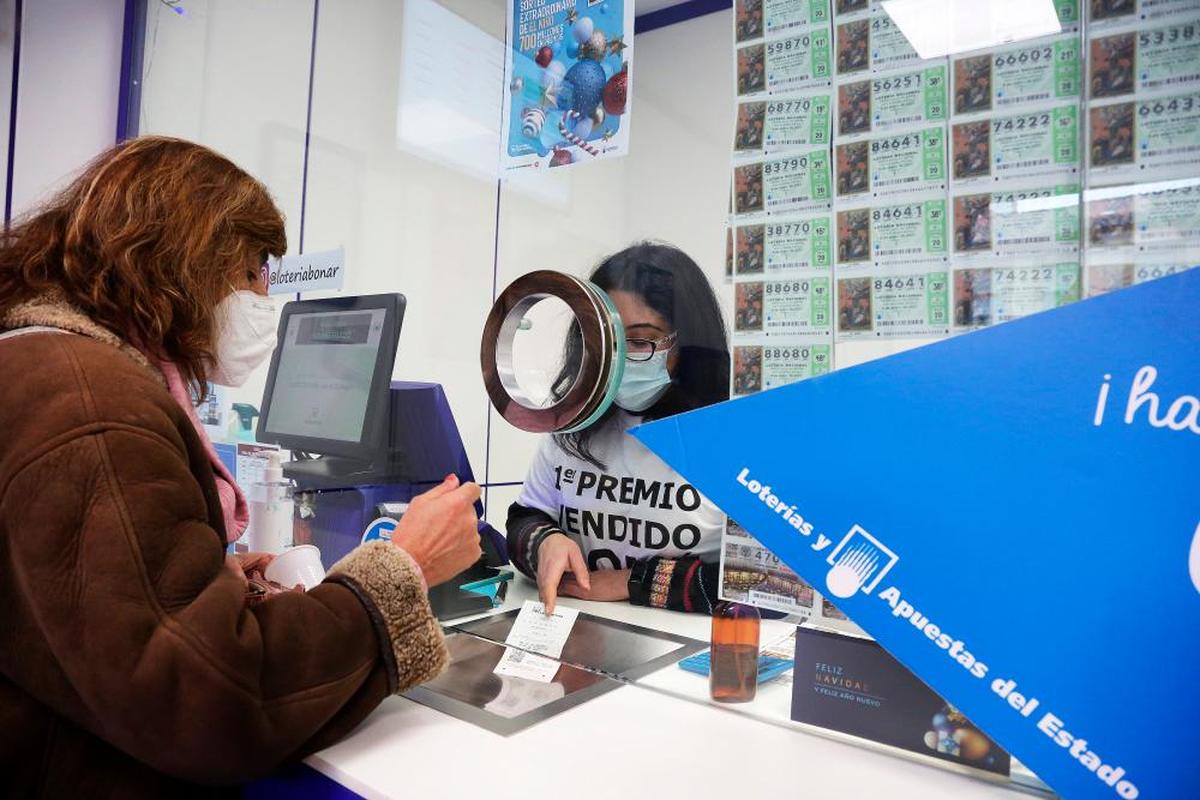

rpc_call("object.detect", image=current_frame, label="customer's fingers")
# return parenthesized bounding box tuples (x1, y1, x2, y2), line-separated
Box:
(418, 474, 460, 502)
(566, 546, 590, 591)
(448, 481, 482, 506)
(239, 552, 275, 574)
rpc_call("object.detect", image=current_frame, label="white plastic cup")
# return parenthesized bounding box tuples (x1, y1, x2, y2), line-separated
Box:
(265, 545, 326, 590)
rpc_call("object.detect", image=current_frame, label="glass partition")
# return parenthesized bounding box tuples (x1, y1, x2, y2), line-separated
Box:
(0, 0, 18, 223)
(135, 2, 1198, 796)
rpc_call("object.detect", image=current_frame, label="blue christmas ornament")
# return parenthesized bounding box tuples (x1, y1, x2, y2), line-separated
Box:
(562, 59, 606, 115)
(556, 81, 576, 112)
(572, 16, 594, 44)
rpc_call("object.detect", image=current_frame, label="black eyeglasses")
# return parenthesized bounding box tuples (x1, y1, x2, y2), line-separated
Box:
(625, 332, 677, 362)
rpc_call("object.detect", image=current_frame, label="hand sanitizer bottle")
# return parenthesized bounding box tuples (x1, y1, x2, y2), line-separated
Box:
(247, 451, 294, 553)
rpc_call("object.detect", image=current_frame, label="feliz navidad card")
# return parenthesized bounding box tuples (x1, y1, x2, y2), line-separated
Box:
(635, 268, 1200, 799)
(502, 0, 632, 170)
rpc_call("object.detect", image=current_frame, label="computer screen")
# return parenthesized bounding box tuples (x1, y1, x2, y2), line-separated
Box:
(263, 307, 389, 443)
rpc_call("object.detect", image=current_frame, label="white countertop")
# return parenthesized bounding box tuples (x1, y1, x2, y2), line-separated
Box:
(305, 578, 1043, 800)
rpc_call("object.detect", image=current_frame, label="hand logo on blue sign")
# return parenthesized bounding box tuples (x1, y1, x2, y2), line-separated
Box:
(825, 525, 898, 598)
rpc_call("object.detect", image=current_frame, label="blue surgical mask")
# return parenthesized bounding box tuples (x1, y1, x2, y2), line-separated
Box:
(615, 348, 673, 412)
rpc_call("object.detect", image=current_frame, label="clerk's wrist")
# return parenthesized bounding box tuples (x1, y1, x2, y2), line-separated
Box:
(628, 558, 657, 606)
(535, 529, 568, 553)
(528, 526, 567, 572)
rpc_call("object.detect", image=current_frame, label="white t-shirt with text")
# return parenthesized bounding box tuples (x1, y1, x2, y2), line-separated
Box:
(517, 411, 725, 571)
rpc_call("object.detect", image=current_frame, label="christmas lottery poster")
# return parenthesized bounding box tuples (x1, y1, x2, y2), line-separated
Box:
(503, 1, 633, 170)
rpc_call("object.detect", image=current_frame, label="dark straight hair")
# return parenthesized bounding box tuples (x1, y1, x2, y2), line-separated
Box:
(555, 242, 730, 469)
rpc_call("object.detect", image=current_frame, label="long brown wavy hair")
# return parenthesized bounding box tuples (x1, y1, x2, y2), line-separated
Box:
(0, 136, 287, 393)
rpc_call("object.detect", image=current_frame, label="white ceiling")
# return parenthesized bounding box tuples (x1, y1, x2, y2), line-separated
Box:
(638, 0, 694, 13)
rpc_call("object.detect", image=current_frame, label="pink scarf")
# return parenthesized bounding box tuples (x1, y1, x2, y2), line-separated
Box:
(157, 360, 249, 544)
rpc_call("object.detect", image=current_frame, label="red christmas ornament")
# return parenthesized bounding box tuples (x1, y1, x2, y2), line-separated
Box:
(549, 148, 574, 167)
(603, 64, 628, 116)
(535, 46, 553, 68)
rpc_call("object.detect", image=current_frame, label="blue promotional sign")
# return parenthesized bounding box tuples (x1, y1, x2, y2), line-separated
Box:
(634, 269, 1199, 799)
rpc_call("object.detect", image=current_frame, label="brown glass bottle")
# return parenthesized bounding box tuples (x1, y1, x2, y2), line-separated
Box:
(709, 601, 760, 703)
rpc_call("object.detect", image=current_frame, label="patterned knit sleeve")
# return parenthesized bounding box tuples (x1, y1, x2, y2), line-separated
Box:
(628, 555, 721, 615)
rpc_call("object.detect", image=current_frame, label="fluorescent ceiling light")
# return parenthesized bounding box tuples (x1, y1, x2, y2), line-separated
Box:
(880, 0, 1061, 59)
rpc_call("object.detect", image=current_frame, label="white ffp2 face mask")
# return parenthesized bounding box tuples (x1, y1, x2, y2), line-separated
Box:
(208, 290, 278, 387)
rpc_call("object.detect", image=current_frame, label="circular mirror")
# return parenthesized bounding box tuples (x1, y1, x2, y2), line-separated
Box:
(481, 271, 625, 433)
(503, 295, 581, 410)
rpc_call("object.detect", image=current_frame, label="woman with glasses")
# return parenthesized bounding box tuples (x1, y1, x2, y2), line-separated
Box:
(506, 243, 731, 614)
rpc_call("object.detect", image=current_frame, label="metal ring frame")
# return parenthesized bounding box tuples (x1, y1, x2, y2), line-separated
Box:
(481, 270, 625, 434)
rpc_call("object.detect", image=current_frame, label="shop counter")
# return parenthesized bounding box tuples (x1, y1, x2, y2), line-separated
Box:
(303, 579, 1040, 800)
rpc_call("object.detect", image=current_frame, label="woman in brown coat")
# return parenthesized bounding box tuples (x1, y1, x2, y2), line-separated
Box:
(0, 136, 482, 797)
